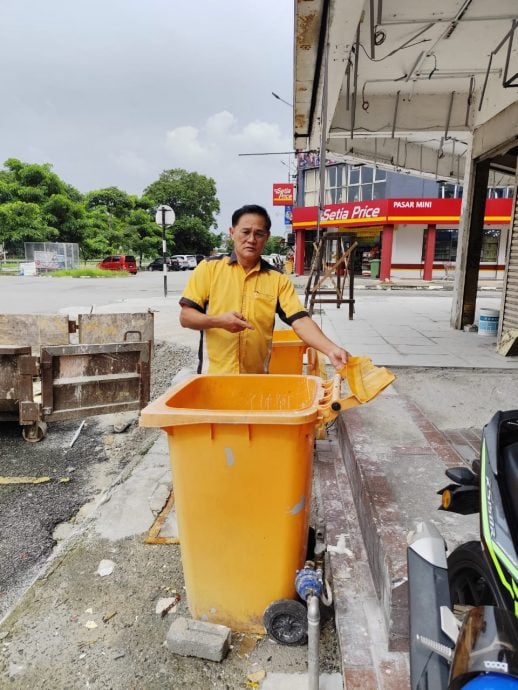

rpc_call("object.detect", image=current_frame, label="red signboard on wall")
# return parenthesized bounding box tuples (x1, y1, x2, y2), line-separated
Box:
(273, 183, 294, 206)
(292, 197, 512, 229)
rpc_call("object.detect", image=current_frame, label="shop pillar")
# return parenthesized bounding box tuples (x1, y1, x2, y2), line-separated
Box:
(294, 229, 305, 276)
(379, 224, 394, 281)
(423, 224, 436, 281)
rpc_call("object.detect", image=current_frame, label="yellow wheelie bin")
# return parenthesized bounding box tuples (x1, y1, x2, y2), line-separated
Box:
(269, 329, 308, 374)
(140, 374, 327, 633)
(140, 362, 395, 633)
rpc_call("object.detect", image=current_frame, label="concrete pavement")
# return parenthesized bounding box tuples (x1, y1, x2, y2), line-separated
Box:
(1, 277, 518, 689)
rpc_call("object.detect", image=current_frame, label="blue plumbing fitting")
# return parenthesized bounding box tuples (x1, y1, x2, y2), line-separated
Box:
(295, 562, 323, 601)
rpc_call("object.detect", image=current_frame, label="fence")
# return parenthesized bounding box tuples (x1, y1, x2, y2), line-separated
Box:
(24, 242, 80, 272)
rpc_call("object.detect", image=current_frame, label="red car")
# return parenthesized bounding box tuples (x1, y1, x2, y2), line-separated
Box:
(97, 255, 138, 274)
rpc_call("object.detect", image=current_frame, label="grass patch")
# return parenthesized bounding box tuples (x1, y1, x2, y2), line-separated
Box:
(48, 268, 130, 278)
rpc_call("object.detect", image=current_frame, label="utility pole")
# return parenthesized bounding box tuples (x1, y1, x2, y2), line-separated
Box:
(154, 205, 176, 297)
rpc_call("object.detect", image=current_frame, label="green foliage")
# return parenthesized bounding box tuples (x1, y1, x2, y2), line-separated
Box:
(43, 194, 87, 244)
(144, 169, 220, 229)
(0, 201, 56, 253)
(81, 207, 122, 259)
(0, 160, 223, 260)
(84, 187, 134, 218)
(125, 208, 162, 266)
(171, 217, 219, 255)
(49, 268, 127, 278)
(265, 236, 287, 255)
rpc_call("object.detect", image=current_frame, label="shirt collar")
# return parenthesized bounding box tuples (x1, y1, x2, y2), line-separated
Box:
(228, 252, 271, 272)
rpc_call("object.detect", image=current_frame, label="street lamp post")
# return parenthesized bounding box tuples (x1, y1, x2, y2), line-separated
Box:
(154, 205, 176, 297)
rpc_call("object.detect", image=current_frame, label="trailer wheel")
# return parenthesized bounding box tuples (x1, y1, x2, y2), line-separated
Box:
(263, 599, 308, 646)
(22, 421, 47, 443)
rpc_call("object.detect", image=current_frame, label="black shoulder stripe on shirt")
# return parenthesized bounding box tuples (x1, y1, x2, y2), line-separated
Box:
(276, 301, 308, 326)
(285, 309, 308, 325)
(179, 297, 205, 313)
(206, 254, 229, 262)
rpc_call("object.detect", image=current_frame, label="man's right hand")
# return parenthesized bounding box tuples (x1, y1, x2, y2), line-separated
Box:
(217, 311, 254, 333)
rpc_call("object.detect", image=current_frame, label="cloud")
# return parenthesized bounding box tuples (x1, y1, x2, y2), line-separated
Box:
(165, 112, 292, 233)
(165, 126, 210, 164)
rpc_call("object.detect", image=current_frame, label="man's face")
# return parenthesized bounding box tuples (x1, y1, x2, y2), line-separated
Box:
(230, 213, 270, 264)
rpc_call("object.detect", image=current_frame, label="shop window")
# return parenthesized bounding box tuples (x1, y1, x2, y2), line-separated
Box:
(433, 230, 458, 261)
(481, 229, 500, 262)
(439, 183, 463, 199)
(303, 162, 386, 206)
(487, 187, 514, 199)
(327, 165, 346, 203)
(304, 169, 318, 206)
(347, 185, 361, 202)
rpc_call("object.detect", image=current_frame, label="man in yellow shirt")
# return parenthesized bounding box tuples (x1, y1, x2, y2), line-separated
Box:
(179, 204, 349, 374)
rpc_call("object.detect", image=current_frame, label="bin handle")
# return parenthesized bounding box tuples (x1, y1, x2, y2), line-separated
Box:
(316, 374, 362, 428)
(316, 357, 396, 430)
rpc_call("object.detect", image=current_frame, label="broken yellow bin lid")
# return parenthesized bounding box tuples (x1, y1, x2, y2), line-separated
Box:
(338, 356, 396, 404)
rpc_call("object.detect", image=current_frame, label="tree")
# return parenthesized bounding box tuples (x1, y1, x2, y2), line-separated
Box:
(0, 201, 56, 254)
(171, 217, 220, 255)
(265, 236, 287, 255)
(125, 208, 163, 266)
(144, 169, 220, 230)
(81, 207, 124, 259)
(0, 159, 85, 254)
(3, 158, 76, 199)
(84, 187, 134, 219)
(43, 194, 87, 244)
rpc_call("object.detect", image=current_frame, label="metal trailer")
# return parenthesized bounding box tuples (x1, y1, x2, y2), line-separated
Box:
(0, 313, 153, 441)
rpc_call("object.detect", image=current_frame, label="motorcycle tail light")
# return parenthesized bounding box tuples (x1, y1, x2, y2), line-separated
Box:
(441, 490, 452, 509)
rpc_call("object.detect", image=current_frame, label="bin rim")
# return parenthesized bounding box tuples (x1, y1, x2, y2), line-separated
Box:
(271, 329, 308, 347)
(139, 373, 325, 428)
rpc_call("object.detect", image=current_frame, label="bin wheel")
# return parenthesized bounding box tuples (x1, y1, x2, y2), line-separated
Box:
(22, 421, 47, 443)
(263, 599, 308, 646)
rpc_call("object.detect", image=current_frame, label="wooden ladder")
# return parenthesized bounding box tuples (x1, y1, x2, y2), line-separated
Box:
(304, 232, 358, 318)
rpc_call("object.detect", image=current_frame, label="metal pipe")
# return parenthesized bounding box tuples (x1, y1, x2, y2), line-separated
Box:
(351, 23, 360, 140)
(369, 0, 375, 58)
(391, 91, 400, 138)
(380, 13, 516, 25)
(444, 91, 455, 140)
(317, 38, 329, 244)
(307, 594, 320, 690)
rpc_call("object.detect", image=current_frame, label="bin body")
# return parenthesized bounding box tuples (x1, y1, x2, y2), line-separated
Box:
(140, 374, 322, 633)
(269, 329, 308, 374)
(370, 259, 381, 278)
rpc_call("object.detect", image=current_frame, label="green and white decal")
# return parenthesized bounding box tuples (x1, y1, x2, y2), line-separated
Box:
(480, 440, 518, 615)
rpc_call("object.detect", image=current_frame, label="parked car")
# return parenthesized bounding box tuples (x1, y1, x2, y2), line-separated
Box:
(262, 254, 284, 270)
(172, 255, 197, 270)
(147, 257, 180, 272)
(97, 255, 138, 274)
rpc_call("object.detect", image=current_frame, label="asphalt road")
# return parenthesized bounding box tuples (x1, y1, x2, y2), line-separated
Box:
(0, 270, 478, 316)
(0, 270, 191, 313)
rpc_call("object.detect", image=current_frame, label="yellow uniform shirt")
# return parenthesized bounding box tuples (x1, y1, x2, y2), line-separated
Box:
(179, 254, 308, 373)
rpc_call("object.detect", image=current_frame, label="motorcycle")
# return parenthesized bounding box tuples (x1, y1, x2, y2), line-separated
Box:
(407, 409, 518, 689)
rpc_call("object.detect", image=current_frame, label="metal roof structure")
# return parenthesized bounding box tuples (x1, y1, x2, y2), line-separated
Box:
(294, 0, 518, 181)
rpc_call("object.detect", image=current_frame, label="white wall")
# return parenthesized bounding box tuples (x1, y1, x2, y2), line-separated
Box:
(390, 225, 424, 278)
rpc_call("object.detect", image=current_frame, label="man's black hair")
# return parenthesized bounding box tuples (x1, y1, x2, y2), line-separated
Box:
(231, 205, 271, 232)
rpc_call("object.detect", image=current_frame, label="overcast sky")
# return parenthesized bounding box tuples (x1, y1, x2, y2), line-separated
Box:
(0, 1, 294, 235)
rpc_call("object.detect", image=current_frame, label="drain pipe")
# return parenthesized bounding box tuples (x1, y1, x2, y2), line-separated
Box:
(307, 593, 320, 690)
(295, 561, 324, 690)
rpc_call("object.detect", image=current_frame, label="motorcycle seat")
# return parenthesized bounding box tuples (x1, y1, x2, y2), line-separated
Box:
(502, 440, 518, 517)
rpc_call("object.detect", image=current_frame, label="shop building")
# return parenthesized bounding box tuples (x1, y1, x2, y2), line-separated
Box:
(292, 194, 511, 280)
